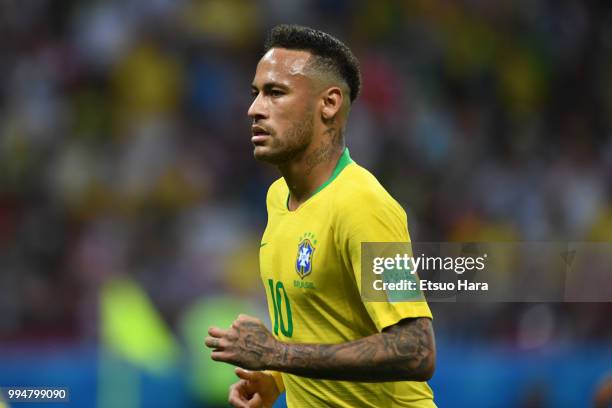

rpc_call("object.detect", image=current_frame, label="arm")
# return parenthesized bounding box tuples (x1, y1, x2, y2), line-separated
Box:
(273, 316, 435, 382)
(205, 314, 435, 382)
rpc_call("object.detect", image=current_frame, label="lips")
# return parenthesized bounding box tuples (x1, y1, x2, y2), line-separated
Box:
(251, 125, 272, 144)
(251, 125, 271, 136)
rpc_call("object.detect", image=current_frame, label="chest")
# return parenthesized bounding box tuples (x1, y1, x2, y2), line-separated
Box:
(259, 209, 342, 292)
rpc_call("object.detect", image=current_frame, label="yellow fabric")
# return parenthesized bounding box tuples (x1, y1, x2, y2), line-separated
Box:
(259, 158, 435, 408)
(265, 370, 286, 393)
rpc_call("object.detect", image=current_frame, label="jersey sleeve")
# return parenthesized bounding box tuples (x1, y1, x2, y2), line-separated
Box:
(334, 185, 432, 332)
(264, 370, 285, 393)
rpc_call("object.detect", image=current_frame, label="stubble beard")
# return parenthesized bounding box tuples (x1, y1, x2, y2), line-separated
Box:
(254, 108, 314, 165)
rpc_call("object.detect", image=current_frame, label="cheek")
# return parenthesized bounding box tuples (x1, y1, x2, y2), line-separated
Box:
(270, 94, 313, 135)
(275, 100, 298, 119)
(270, 106, 297, 133)
(276, 93, 310, 117)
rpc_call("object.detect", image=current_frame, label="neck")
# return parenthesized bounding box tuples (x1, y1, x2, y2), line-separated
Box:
(279, 140, 344, 210)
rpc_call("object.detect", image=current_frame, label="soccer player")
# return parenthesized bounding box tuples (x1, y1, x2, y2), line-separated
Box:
(205, 25, 436, 408)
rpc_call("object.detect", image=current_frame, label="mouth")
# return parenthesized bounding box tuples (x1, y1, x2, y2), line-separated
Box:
(251, 126, 272, 144)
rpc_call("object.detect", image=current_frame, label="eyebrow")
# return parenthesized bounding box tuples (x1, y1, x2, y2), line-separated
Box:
(251, 82, 290, 92)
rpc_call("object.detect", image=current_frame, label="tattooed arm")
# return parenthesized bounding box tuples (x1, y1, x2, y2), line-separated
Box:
(272, 316, 435, 382)
(205, 314, 435, 382)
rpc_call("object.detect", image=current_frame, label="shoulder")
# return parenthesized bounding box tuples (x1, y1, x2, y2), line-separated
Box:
(330, 163, 410, 243)
(333, 163, 405, 216)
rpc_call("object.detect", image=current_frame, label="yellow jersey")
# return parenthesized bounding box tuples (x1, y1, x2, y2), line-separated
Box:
(259, 148, 435, 408)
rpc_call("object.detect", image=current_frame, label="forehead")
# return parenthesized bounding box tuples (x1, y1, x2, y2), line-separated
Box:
(253, 48, 313, 85)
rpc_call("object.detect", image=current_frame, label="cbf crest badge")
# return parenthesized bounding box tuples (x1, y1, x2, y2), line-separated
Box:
(296, 232, 317, 279)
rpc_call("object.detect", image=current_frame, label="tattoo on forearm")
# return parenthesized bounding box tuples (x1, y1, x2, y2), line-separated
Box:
(272, 318, 435, 382)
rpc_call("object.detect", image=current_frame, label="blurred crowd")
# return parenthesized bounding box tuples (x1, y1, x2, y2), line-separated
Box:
(0, 0, 610, 383)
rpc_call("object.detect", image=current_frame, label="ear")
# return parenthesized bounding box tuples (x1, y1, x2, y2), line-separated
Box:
(320, 87, 344, 122)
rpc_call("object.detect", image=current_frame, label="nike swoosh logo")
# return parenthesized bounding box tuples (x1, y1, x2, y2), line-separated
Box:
(260, 243, 267, 248)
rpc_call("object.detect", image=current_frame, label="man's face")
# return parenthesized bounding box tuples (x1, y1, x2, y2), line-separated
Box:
(248, 48, 316, 164)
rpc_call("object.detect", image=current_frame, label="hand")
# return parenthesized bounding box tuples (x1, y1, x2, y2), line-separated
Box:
(205, 314, 284, 370)
(228, 367, 280, 408)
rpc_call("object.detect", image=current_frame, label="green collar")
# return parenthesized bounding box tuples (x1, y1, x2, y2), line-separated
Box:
(287, 147, 354, 210)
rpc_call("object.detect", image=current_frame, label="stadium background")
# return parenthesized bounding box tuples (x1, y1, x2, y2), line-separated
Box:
(0, 0, 611, 407)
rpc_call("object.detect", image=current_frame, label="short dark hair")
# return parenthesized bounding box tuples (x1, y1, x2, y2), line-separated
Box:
(264, 24, 361, 103)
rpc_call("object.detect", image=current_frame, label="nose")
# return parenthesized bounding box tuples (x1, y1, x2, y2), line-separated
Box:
(248, 92, 267, 120)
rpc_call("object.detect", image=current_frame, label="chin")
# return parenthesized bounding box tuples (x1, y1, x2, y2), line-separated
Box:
(254, 147, 290, 165)
(253, 146, 277, 163)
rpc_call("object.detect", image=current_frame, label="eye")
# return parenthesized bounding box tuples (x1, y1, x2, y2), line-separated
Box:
(251, 90, 259, 98)
(270, 89, 284, 97)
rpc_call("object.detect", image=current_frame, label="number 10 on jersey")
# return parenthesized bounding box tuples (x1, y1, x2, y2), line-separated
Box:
(267, 279, 293, 337)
